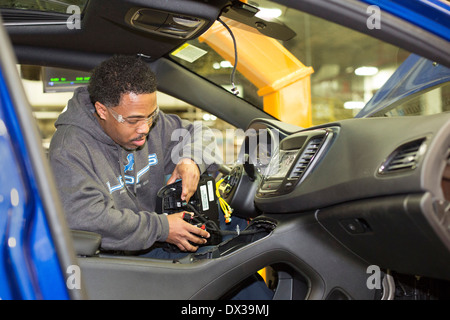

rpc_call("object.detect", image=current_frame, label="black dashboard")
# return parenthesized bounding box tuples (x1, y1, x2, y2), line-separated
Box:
(76, 113, 450, 300)
(222, 113, 450, 281)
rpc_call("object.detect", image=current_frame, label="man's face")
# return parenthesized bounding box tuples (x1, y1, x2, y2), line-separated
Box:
(99, 92, 158, 150)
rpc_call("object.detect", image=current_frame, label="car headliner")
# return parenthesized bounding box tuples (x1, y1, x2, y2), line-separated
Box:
(2, 0, 450, 72)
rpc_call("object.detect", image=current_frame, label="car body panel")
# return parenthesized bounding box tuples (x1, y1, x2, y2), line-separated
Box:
(361, 0, 450, 41)
(0, 62, 68, 300)
(0, 16, 83, 299)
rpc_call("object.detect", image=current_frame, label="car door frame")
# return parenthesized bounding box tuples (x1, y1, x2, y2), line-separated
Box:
(0, 15, 86, 300)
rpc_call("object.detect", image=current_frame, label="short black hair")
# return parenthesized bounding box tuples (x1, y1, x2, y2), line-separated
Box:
(88, 55, 157, 107)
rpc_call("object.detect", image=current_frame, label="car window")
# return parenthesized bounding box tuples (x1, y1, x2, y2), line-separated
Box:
(169, 0, 411, 127)
(0, 0, 88, 14)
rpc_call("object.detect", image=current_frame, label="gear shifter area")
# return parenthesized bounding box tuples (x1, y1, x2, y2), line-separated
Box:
(176, 216, 277, 263)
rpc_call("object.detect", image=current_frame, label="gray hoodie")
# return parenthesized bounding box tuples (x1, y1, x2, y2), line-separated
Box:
(49, 87, 218, 251)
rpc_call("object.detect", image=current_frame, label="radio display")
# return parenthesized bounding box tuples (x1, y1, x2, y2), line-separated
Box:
(264, 149, 298, 180)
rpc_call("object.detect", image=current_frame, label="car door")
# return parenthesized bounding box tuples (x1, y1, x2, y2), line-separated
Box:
(0, 15, 85, 300)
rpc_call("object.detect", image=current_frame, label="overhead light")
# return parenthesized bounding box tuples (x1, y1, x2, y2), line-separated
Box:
(220, 60, 233, 68)
(355, 66, 378, 76)
(212, 61, 232, 69)
(344, 101, 365, 109)
(202, 113, 217, 121)
(255, 8, 282, 19)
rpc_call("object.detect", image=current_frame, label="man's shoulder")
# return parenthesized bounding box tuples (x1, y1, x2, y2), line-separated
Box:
(52, 124, 93, 144)
(49, 124, 98, 157)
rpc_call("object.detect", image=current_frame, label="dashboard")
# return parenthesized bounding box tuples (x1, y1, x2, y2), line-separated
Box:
(73, 112, 450, 300)
(257, 127, 335, 198)
(220, 113, 450, 281)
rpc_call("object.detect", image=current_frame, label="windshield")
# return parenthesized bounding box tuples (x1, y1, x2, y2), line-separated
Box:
(170, 0, 412, 127)
(370, 82, 450, 117)
(357, 53, 450, 117)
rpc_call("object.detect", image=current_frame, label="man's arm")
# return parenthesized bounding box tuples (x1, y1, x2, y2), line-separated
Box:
(166, 212, 210, 251)
(162, 114, 222, 201)
(50, 137, 209, 252)
(166, 158, 200, 202)
(49, 142, 170, 251)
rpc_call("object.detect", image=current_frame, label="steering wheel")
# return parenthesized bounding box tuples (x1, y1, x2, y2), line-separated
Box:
(216, 128, 278, 219)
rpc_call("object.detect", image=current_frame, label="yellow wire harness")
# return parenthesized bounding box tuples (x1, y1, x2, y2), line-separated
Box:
(216, 178, 233, 223)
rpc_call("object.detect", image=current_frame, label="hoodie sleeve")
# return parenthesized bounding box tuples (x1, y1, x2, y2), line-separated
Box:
(49, 128, 169, 251)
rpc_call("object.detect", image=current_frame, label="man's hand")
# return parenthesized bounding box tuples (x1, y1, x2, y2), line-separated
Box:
(166, 158, 200, 202)
(166, 212, 210, 252)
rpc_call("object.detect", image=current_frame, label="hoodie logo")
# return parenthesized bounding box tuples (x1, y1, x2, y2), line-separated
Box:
(106, 153, 158, 194)
(124, 153, 134, 173)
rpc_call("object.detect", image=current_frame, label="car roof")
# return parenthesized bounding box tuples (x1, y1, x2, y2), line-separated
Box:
(2, 0, 450, 72)
(2, 0, 227, 63)
(363, 0, 450, 42)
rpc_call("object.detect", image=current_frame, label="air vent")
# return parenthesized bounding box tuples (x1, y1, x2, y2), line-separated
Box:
(379, 138, 426, 174)
(288, 136, 325, 180)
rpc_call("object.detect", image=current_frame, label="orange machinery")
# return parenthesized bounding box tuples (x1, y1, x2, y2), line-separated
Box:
(199, 18, 314, 128)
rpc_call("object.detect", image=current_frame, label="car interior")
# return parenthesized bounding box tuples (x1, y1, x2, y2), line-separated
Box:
(1, 0, 449, 300)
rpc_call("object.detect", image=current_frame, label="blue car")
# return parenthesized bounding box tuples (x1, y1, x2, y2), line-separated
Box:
(0, 0, 449, 301)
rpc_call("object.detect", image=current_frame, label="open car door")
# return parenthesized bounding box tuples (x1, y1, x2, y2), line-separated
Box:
(0, 15, 84, 300)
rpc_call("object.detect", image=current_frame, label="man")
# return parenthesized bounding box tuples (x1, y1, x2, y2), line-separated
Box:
(49, 55, 216, 254)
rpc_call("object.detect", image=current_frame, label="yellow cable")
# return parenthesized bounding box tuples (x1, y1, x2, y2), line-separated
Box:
(216, 179, 233, 223)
